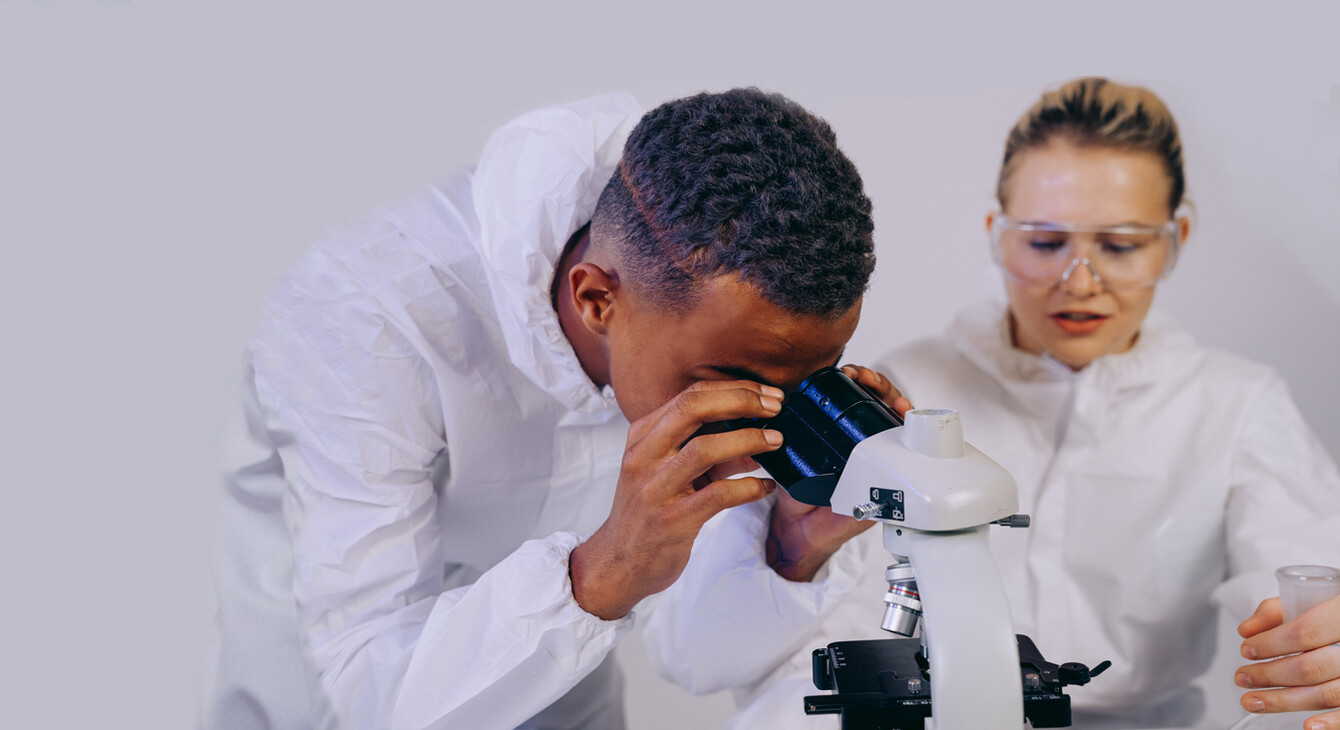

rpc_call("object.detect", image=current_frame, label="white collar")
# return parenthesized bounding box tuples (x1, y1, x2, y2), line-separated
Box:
(949, 300, 1198, 392)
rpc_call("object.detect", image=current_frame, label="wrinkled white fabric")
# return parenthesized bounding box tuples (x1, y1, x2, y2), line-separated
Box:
(203, 92, 646, 730)
(642, 494, 869, 697)
(645, 300, 1340, 729)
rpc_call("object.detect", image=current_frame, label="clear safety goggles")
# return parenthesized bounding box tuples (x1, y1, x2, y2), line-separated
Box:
(989, 214, 1182, 291)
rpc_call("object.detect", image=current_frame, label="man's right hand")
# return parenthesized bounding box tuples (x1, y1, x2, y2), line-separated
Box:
(570, 380, 786, 620)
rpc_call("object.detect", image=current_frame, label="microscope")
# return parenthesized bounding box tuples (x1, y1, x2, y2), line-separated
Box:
(741, 368, 1108, 729)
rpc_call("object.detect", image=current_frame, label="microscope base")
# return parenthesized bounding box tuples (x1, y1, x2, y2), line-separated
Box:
(805, 635, 1097, 729)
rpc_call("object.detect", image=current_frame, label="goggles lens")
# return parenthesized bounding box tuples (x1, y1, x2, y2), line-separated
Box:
(991, 216, 1179, 290)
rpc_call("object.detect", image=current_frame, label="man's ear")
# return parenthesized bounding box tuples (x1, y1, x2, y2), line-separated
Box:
(568, 262, 619, 335)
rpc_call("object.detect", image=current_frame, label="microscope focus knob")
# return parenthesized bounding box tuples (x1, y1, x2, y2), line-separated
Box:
(1058, 662, 1092, 685)
(902, 409, 965, 459)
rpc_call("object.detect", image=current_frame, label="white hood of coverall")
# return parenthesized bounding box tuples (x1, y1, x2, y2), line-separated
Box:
(472, 93, 639, 414)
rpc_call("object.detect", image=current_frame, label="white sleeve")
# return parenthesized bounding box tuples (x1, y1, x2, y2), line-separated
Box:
(641, 494, 868, 695)
(249, 304, 630, 730)
(1213, 372, 1340, 617)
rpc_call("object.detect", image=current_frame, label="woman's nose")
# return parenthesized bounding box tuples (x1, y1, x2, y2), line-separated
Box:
(1059, 257, 1102, 296)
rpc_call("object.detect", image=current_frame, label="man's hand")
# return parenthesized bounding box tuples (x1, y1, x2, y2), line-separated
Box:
(570, 380, 787, 620)
(1236, 594, 1340, 730)
(766, 364, 912, 582)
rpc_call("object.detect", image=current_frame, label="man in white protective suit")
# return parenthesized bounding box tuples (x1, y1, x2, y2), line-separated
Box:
(202, 89, 887, 730)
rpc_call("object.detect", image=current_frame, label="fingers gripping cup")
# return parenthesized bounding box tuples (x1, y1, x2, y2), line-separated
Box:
(1225, 566, 1340, 730)
(1275, 564, 1340, 623)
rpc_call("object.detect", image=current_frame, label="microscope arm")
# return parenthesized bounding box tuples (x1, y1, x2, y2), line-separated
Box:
(888, 524, 1023, 729)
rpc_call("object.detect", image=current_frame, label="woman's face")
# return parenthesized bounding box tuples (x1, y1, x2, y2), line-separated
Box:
(993, 141, 1185, 370)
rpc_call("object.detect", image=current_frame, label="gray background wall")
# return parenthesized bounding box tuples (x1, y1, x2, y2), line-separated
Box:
(1, 2, 1336, 728)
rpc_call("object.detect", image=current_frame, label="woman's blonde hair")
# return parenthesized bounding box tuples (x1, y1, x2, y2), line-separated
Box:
(996, 77, 1186, 215)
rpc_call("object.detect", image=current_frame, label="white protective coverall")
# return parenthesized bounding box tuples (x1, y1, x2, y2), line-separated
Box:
(644, 301, 1340, 729)
(202, 93, 647, 730)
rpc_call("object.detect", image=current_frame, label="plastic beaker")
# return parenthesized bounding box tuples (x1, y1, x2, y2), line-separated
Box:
(1276, 565, 1340, 623)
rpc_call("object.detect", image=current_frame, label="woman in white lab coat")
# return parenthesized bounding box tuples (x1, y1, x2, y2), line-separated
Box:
(644, 78, 1340, 729)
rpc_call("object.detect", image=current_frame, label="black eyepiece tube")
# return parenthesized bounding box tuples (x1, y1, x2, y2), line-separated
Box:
(728, 367, 903, 507)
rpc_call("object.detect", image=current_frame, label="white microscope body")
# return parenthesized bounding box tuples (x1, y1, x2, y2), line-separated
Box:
(829, 408, 1024, 729)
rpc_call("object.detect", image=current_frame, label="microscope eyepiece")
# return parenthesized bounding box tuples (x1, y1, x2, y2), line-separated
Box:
(718, 367, 903, 507)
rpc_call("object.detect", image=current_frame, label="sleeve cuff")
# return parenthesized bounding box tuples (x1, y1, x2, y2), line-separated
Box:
(547, 531, 638, 631)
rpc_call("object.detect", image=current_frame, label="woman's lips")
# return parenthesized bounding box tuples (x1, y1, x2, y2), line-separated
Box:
(1051, 311, 1108, 335)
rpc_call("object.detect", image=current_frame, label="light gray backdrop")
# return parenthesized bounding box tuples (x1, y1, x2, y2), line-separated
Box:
(1, 2, 1336, 729)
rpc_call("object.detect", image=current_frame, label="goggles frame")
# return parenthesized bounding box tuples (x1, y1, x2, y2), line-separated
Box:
(988, 214, 1183, 291)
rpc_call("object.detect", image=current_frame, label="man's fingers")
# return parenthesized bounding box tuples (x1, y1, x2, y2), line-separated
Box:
(841, 364, 893, 397)
(841, 364, 911, 416)
(642, 383, 783, 455)
(1243, 603, 1340, 660)
(693, 455, 763, 491)
(684, 475, 778, 522)
(664, 428, 783, 485)
(628, 379, 778, 442)
(1240, 597, 1284, 639)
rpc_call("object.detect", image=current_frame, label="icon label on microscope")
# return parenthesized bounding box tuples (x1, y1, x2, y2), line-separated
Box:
(869, 488, 906, 521)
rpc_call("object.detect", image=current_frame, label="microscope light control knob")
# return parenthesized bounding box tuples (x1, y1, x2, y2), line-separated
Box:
(853, 502, 881, 521)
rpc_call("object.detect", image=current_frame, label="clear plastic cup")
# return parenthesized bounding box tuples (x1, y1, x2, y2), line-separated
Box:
(1275, 565, 1340, 623)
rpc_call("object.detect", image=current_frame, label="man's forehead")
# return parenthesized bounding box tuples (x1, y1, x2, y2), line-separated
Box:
(689, 276, 859, 322)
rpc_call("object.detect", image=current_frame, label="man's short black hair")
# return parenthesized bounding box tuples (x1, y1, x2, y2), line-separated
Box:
(592, 88, 875, 317)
